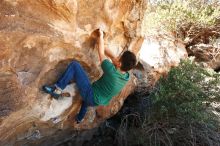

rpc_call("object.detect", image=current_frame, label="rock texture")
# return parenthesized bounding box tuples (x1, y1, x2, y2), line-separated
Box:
(0, 0, 147, 145)
(188, 42, 220, 71)
(138, 30, 188, 87)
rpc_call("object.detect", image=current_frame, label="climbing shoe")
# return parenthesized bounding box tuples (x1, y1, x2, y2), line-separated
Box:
(42, 85, 62, 99)
(75, 115, 84, 124)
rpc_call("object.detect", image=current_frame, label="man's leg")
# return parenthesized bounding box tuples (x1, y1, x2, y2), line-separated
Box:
(43, 61, 94, 121)
(44, 60, 90, 94)
(56, 61, 94, 104)
(76, 101, 88, 123)
(55, 61, 79, 90)
(62, 61, 95, 122)
(43, 61, 80, 98)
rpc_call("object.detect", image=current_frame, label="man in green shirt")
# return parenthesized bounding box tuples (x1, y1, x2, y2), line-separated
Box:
(43, 30, 137, 123)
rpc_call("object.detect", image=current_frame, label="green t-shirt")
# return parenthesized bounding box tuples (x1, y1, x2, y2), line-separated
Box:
(92, 59, 130, 105)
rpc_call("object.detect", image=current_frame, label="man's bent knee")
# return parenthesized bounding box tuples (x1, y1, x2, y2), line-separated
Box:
(70, 60, 80, 67)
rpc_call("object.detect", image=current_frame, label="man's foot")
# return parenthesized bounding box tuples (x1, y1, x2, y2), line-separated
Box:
(75, 115, 84, 124)
(42, 85, 62, 99)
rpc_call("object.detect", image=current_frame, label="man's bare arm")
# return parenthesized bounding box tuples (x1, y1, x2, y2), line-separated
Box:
(105, 48, 117, 61)
(97, 30, 107, 63)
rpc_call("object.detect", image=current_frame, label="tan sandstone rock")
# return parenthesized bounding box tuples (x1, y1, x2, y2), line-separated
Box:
(188, 43, 220, 71)
(0, 0, 147, 145)
(138, 30, 188, 87)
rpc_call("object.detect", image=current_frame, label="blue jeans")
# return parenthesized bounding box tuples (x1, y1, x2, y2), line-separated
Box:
(55, 61, 96, 121)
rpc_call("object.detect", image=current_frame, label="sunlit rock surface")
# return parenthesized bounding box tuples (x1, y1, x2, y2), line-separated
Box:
(138, 31, 188, 86)
(0, 0, 147, 145)
(188, 42, 220, 71)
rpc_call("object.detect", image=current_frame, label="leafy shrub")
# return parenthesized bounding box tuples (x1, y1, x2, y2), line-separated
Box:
(116, 60, 220, 146)
(142, 0, 220, 38)
(150, 59, 220, 124)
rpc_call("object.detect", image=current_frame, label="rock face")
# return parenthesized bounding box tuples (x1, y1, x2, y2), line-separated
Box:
(188, 42, 220, 71)
(138, 31, 188, 87)
(0, 0, 147, 145)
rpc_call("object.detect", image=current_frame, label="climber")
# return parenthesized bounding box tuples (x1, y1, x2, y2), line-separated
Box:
(42, 29, 137, 123)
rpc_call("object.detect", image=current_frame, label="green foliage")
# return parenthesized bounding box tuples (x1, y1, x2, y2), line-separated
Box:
(149, 59, 220, 125)
(116, 60, 220, 146)
(142, 0, 220, 35)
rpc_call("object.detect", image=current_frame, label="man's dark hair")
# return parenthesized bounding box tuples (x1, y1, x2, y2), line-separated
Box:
(120, 51, 137, 72)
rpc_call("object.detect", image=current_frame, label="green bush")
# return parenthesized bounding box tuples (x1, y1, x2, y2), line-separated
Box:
(150, 59, 220, 125)
(142, 0, 220, 36)
(116, 60, 220, 146)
